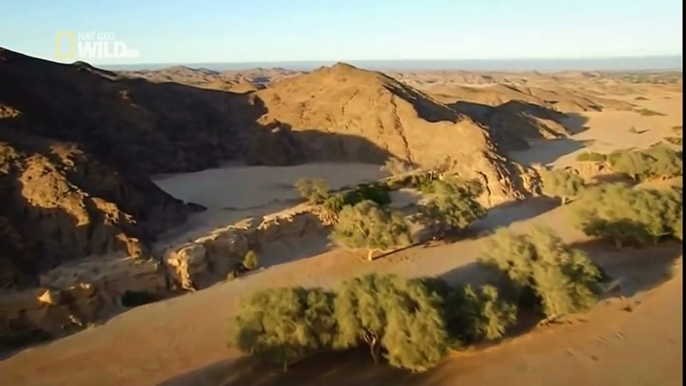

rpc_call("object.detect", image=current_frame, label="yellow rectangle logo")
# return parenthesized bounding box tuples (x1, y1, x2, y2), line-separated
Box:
(55, 31, 76, 60)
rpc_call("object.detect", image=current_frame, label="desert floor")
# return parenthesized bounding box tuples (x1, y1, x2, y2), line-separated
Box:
(0, 90, 682, 386)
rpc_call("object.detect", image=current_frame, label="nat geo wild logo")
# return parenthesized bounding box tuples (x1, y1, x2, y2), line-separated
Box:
(55, 31, 140, 61)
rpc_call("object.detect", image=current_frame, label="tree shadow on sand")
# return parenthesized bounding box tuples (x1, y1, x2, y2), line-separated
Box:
(571, 238, 682, 298)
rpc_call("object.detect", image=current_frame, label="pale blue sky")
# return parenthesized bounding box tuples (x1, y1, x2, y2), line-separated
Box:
(0, 0, 682, 65)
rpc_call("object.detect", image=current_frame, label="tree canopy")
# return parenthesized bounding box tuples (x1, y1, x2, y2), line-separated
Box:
(295, 178, 330, 204)
(573, 183, 682, 247)
(539, 168, 586, 204)
(334, 273, 449, 371)
(418, 179, 486, 236)
(330, 200, 412, 260)
(479, 226, 602, 319)
(230, 287, 337, 371)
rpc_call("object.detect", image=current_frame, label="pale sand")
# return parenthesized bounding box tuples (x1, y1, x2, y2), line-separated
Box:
(154, 162, 386, 209)
(1, 88, 682, 386)
(510, 93, 682, 168)
(1, 198, 681, 386)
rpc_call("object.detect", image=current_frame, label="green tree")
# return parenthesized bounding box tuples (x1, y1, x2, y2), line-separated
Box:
(230, 287, 337, 371)
(419, 179, 486, 236)
(478, 226, 602, 319)
(295, 178, 330, 204)
(242, 250, 259, 271)
(573, 183, 683, 247)
(330, 200, 412, 261)
(334, 273, 449, 371)
(539, 168, 586, 204)
(418, 277, 517, 345)
(607, 145, 682, 181)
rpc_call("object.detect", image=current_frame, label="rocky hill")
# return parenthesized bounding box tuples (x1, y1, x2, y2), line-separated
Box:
(0, 131, 198, 289)
(250, 63, 537, 201)
(0, 49, 547, 289)
(0, 48, 261, 175)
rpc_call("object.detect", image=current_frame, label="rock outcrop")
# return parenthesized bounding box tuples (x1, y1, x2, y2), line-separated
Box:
(0, 255, 167, 347)
(165, 209, 326, 290)
(0, 132, 198, 289)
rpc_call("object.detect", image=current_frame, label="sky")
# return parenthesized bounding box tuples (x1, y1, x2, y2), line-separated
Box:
(0, 0, 682, 65)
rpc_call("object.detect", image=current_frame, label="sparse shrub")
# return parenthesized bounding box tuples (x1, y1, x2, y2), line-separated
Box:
(330, 200, 411, 260)
(634, 96, 649, 101)
(334, 273, 449, 371)
(478, 226, 602, 319)
(382, 171, 436, 191)
(636, 108, 665, 117)
(225, 270, 238, 282)
(322, 183, 392, 217)
(576, 152, 607, 162)
(350, 183, 392, 206)
(607, 145, 682, 181)
(672, 125, 683, 134)
(418, 179, 486, 236)
(628, 126, 640, 134)
(539, 168, 586, 204)
(230, 287, 337, 371)
(665, 137, 683, 146)
(381, 157, 419, 176)
(242, 250, 259, 270)
(295, 178, 330, 204)
(573, 183, 683, 247)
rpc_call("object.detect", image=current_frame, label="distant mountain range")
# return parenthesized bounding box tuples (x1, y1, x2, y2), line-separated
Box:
(99, 55, 683, 72)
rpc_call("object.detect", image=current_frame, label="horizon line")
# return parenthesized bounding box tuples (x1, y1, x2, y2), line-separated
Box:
(90, 54, 683, 68)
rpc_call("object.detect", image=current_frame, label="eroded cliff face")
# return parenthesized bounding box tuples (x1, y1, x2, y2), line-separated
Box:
(0, 133, 198, 289)
(0, 207, 330, 345)
(0, 255, 167, 347)
(165, 209, 326, 290)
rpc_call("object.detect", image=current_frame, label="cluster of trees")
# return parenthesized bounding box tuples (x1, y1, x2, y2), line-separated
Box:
(539, 168, 586, 204)
(575, 144, 682, 182)
(417, 179, 486, 236)
(479, 226, 604, 319)
(572, 183, 683, 247)
(329, 179, 486, 260)
(230, 273, 517, 372)
(230, 226, 604, 372)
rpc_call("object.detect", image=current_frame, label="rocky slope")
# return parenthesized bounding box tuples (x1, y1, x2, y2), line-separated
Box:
(0, 48, 261, 175)
(251, 63, 538, 203)
(0, 131, 198, 289)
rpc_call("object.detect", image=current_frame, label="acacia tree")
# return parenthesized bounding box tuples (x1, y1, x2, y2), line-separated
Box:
(230, 287, 336, 371)
(419, 179, 486, 237)
(330, 200, 412, 261)
(478, 226, 602, 320)
(573, 183, 683, 247)
(418, 277, 517, 345)
(607, 145, 682, 181)
(334, 273, 449, 371)
(295, 178, 330, 204)
(539, 168, 586, 204)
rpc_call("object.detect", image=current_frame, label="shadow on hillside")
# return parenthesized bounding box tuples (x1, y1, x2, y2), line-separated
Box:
(450, 100, 591, 161)
(0, 59, 395, 175)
